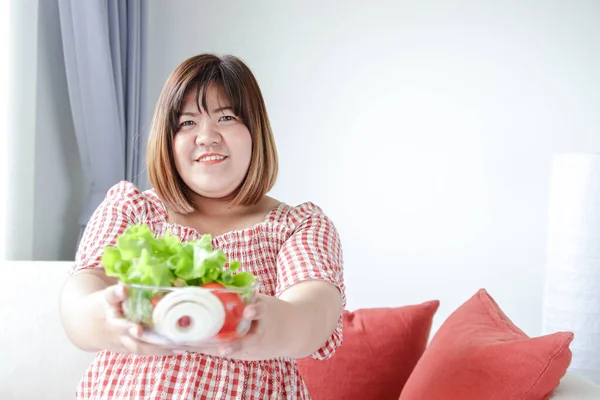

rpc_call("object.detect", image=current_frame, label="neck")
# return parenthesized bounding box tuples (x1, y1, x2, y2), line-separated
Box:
(188, 194, 248, 219)
(167, 197, 244, 232)
(166, 193, 278, 237)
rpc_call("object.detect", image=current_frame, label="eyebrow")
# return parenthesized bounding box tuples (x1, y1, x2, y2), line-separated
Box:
(178, 106, 235, 118)
(179, 111, 199, 117)
(211, 106, 234, 114)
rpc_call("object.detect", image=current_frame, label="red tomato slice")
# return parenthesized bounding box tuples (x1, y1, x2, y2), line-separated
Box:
(202, 283, 245, 338)
(150, 294, 163, 309)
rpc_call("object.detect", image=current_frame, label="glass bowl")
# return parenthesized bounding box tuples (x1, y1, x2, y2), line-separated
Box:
(122, 282, 258, 346)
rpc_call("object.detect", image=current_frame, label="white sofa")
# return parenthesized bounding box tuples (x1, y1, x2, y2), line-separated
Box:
(2, 261, 599, 399)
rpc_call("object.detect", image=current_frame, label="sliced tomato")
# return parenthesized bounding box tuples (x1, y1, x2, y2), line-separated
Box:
(150, 294, 164, 309)
(202, 283, 245, 338)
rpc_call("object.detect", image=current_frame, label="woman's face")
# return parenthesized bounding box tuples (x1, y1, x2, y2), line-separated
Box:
(172, 84, 252, 201)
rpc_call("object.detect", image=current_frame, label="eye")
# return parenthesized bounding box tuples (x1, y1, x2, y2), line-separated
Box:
(218, 115, 236, 122)
(179, 120, 195, 127)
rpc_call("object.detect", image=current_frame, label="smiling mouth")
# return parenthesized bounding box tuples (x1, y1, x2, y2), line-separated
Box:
(196, 155, 227, 164)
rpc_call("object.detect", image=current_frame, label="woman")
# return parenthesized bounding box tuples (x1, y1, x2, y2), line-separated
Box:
(60, 53, 345, 399)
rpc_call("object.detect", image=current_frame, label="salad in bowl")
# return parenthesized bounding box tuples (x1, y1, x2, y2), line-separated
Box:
(101, 224, 257, 346)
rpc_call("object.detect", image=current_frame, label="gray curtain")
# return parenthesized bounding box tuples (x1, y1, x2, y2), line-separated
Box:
(58, 0, 144, 242)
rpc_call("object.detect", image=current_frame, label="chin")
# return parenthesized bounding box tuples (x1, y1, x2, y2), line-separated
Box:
(192, 187, 238, 200)
(187, 179, 244, 201)
(201, 193, 233, 201)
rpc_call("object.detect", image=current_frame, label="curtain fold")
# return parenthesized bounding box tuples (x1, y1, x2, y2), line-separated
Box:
(58, 0, 144, 242)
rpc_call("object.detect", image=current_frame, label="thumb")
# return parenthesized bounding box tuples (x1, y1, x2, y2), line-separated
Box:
(104, 284, 127, 305)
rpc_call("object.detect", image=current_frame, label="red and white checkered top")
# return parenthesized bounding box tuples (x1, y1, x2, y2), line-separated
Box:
(69, 181, 345, 399)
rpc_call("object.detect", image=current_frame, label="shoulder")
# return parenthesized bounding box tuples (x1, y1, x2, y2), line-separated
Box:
(274, 201, 337, 232)
(104, 180, 143, 202)
(102, 181, 166, 220)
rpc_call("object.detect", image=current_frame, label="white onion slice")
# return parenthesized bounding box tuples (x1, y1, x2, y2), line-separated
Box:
(152, 287, 225, 343)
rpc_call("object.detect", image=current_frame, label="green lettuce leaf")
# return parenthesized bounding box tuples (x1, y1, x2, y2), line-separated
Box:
(101, 224, 256, 289)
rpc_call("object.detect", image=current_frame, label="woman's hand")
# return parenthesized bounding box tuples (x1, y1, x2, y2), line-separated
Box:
(171, 294, 297, 360)
(87, 284, 180, 356)
(189, 281, 342, 361)
(164, 296, 274, 360)
(213, 299, 268, 358)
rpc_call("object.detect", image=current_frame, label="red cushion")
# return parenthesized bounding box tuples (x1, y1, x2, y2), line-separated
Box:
(399, 289, 574, 400)
(297, 300, 440, 400)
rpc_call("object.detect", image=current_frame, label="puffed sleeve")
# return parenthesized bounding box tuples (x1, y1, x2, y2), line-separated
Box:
(275, 202, 346, 360)
(69, 181, 144, 276)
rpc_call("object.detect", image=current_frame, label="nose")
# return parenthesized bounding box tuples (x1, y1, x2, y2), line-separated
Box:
(195, 119, 222, 146)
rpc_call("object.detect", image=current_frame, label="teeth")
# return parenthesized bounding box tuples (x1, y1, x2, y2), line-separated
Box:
(198, 155, 225, 162)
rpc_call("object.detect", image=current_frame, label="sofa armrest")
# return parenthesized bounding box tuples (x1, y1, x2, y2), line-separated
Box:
(0, 261, 96, 398)
(550, 373, 600, 400)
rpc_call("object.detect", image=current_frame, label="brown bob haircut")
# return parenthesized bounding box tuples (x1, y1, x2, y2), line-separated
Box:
(146, 54, 278, 214)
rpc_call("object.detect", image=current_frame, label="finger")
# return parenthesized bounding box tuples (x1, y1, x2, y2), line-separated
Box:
(243, 302, 265, 320)
(119, 335, 178, 356)
(104, 284, 127, 305)
(218, 344, 236, 357)
(107, 317, 139, 333)
(128, 325, 143, 338)
(218, 321, 261, 356)
(104, 320, 139, 351)
(105, 300, 128, 320)
(127, 327, 183, 353)
(119, 335, 148, 355)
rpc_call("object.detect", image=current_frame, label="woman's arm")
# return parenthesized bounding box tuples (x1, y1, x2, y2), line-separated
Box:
(59, 269, 117, 351)
(181, 280, 342, 360)
(61, 270, 341, 358)
(59, 182, 176, 356)
(270, 280, 343, 358)
(197, 206, 345, 361)
(61, 268, 178, 356)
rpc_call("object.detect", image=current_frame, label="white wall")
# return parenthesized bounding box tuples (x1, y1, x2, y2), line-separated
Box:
(146, 0, 600, 336)
(6, 0, 87, 261)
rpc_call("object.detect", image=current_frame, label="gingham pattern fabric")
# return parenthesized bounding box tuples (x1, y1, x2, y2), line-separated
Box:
(69, 181, 345, 399)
